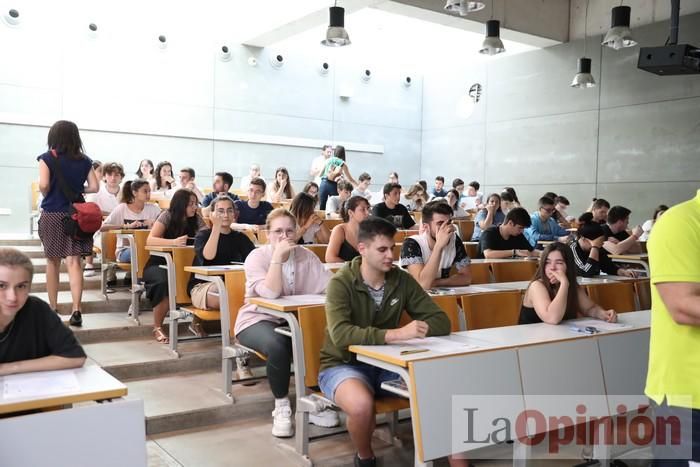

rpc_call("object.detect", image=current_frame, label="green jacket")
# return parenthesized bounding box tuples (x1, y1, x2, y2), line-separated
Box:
(319, 256, 451, 372)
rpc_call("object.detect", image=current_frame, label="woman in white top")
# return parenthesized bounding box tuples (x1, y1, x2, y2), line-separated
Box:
(445, 189, 468, 218)
(150, 161, 175, 195)
(267, 167, 295, 203)
(640, 204, 669, 241)
(136, 158, 155, 183)
(101, 179, 162, 262)
(289, 192, 330, 244)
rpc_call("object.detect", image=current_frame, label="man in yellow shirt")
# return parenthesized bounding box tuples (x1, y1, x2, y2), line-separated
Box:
(645, 189, 700, 465)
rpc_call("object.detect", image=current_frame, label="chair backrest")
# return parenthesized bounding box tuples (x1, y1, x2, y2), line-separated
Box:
(633, 279, 651, 310)
(30, 181, 41, 211)
(431, 295, 462, 331)
(490, 261, 538, 282)
(174, 247, 197, 304)
(460, 291, 522, 330)
(131, 230, 152, 280)
(101, 232, 118, 263)
(394, 230, 419, 243)
(585, 282, 638, 313)
(456, 220, 475, 241)
(322, 219, 343, 231)
(469, 262, 492, 284)
(298, 305, 328, 388)
(305, 244, 328, 263)
(155, 199, 171, 210)
(256, 229, 268, 244)
(224, 270, 247, 338)
(392, 244, 402, 261)
(463, 242, 479, 259)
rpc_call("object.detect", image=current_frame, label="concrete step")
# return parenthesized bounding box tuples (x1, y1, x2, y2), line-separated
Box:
(8, 245, 46, 258)
(31, 272, 102, 292)
(30, 257, 102, 274)
(32, 290, 136, 314)
(0, 237, 42, 246)
(83, 336, 224, 381)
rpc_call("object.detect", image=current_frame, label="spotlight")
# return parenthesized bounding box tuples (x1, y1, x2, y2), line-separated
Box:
(270, 53, 284, 69)
(361, 69, 371, 82)
(319, 61, 330, 75)
(87, 23, 98, 39)
(158, 35, 167, 49)
(403, 76, 412, 87)
(219, 45, 232, 62)
(2, 8, 21, 27)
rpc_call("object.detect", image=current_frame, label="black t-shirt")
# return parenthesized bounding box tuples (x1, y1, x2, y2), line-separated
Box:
(478, 225, 533, 258)
(234, 200, 273, 225)
(187, 228, 256, 294)
(0, 296, 86, 363)
(400, 235, 470, 279)
(602, 224, 630, 242)
(371, 202, 415, 229)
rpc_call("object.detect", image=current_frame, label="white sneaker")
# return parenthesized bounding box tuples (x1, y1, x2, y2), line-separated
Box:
(84, 268, 97, 277)
(271, 404, 294, 438)
(235, 357, 253, 379)
(309, 408, 340, 428)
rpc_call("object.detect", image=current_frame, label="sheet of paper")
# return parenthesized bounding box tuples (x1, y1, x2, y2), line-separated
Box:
(279, 294, 325, 305)
(2, 369, 80, 399)
(393, 336, 479, 353)
(570, 319, 631, 331)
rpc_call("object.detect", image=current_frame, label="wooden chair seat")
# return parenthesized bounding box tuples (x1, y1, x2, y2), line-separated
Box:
(180, 306, 221, 322)
(116, 262, 131, 271)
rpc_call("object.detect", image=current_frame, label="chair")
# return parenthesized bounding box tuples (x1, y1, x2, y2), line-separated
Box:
(469, 262, 492, 284)
(297, 305, 409, 458)
(431, 295, 462, 331)
(585, 282, 638, 313)
(490, 261, 538, 282)
(392, 244, 402, 261)
(460, 291, 522, 330)
(456, 220, 475, 242)
(322, 219, 343, 231)
(633, 279, 651, 310)
(463, 241, 479, 259)
(305, 244, 328, 263)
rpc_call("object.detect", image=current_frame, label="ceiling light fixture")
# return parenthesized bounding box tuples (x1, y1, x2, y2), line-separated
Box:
(479, 20, 505, 55)
(602, 5, 637, 50)
(2, 8, 20, 27)
(444, 0, 485, 17)
(219, 45, 232, 62)
(321, 2, 350, 47)
(571, 0, 596, 88)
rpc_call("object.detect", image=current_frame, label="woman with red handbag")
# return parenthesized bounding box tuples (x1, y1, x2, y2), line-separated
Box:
(37, 120, 99, 327)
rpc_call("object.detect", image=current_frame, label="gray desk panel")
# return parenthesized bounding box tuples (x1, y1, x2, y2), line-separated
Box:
(411, 349, 524, 461)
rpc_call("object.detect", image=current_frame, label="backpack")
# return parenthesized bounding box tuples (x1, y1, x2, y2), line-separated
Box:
(48, 149, 102, 239)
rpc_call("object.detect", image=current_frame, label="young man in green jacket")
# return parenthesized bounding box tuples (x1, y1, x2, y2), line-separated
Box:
(319, 217, 451, 467)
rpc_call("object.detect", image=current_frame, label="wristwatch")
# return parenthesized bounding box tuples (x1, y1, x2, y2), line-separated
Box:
(512, 248, 517, 258)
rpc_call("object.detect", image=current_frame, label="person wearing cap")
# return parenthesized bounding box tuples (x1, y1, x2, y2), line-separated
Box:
(568, 212, 637, 278)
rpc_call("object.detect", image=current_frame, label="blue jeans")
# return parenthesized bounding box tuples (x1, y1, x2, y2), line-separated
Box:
(318, 362, 399, 402)
(318, 178, 338, 211)
(117, 248, 131, 262)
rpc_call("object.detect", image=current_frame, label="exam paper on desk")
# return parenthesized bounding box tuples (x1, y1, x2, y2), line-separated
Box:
(393, 336, 479, 353)
(2, 369, 80, 399)
(570, 319, 631, 331)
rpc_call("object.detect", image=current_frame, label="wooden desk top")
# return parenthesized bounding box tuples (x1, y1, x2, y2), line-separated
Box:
(146, 245, 194, 252)
(248, 294, 326, 312)
(185, 265, 245, 276)
(609, 253, 649, 260)
(470, 257, 538, 264)
(0, 365, 128, 415)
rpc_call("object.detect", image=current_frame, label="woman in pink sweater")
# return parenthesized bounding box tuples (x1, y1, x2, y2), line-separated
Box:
(234, 209, 338, 437)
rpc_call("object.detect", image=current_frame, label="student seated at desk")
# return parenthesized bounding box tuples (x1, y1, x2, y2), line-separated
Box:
(187, 195, 255, 339)
(325, 196, 371, 263)
(234, 209, 339, 437)
(101, 179, 162, 262)
(371, 183, 416, 229)
(471, 193, 505, 241)
(290, 192, 331, 244)
(569, 213, 638, 278)
(639, 204, 668, 242)
(200, 171, 238, 209)
(0, 248, 86, 376)
(479, 208, 540, 259)
(231, 178, 273, 233)
(145, 189, 205, 344)
(400, 200, 471, 290)
(85, 161, 124, 215)
(325, 181, 354, 220)
(524, 196, 570, 247)
(602, 205, 643, 255)
(519, 243, 617, 325)
(319, 217, 451, 467)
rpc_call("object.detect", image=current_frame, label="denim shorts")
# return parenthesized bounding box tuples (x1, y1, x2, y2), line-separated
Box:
(117, 248, 131, 262)
(318, 362, 399, 402)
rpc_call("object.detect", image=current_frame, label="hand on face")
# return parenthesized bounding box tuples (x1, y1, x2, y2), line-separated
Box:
(632, 225, 643, 238)
(435, 222, 455, 249)
(272, 237, 297, 261)
(590, 236, 605, 248)
(547, 268, 568, 286)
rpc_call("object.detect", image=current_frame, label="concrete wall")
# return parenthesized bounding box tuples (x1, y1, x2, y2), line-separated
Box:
(0, 5, 422, 234)
(421, 12, 700, 225)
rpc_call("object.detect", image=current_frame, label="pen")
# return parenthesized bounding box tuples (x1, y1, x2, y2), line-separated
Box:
(400, 348, 430, 355)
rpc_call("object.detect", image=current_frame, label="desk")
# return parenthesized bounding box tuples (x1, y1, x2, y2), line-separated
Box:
(480, 275, 639, 293)
(609, 253, 649, 275)
(0, 366, 146, 466)
(146, 245, 196, 354)
(185, 265, 247, 396)
(248, 295, 326, 456)
(351, 311, 650, 466)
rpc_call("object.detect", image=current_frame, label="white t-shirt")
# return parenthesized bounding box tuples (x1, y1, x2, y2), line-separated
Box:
(351, 188, 372, 202)
(103, 203, 162, 255)
(326, 195, 344, 216)
(86, 184, 120, 214)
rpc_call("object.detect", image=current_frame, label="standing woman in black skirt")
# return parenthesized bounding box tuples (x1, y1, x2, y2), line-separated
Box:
(37, 121, 99, 327)
(144, 189, 205, 343)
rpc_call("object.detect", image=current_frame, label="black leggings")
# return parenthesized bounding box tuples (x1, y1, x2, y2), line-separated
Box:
(237, 320, 292, 398)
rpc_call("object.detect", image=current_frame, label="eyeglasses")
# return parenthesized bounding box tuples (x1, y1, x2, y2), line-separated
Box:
(269, 228, 296, 237)
(541, 207, 555, 213)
